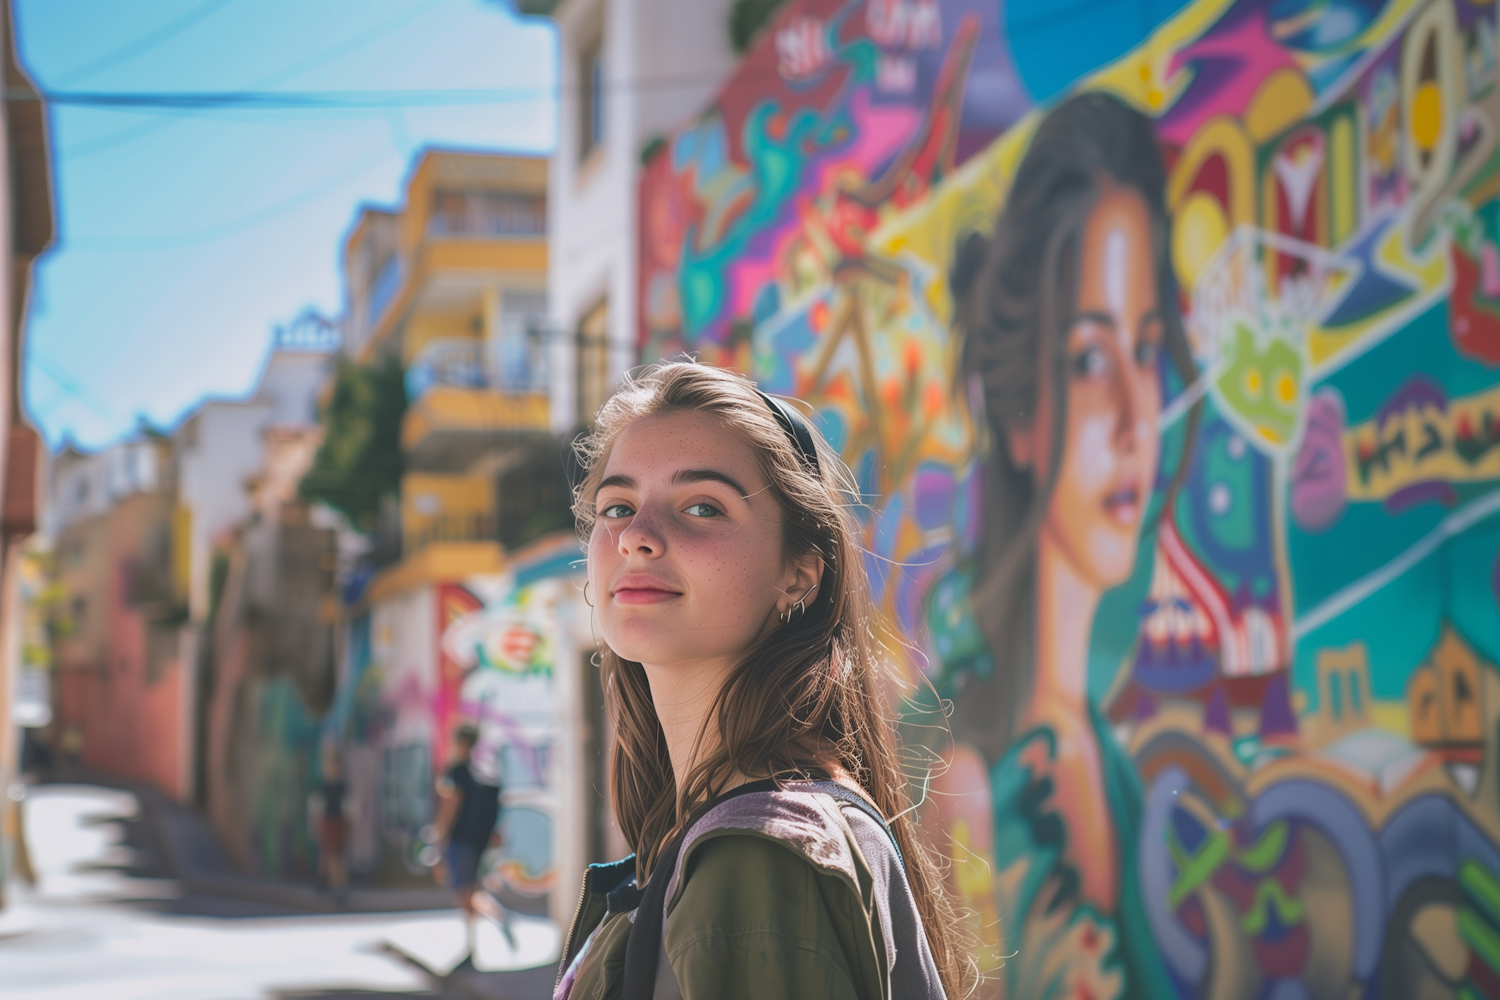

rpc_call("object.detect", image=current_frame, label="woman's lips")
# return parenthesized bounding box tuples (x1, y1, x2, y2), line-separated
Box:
(1103, 484, 1141, 526)
(611, 576, 683, 605)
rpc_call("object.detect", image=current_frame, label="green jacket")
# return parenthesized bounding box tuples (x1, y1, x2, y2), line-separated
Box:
(554, 786, 944, 1000)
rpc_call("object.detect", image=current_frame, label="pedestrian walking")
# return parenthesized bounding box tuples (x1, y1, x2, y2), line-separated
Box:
(317, 745, 350, 904)
(554, 362, 972, 1000)
(434, 723, 501, 961)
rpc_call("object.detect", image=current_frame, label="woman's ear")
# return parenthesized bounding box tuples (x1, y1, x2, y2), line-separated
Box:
(778, 551, 826, 615)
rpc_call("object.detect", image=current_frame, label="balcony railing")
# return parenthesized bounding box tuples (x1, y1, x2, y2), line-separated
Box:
(405, 327, 550, 401)
(405, 511, 496, 554)
(429, 191, 545, 238)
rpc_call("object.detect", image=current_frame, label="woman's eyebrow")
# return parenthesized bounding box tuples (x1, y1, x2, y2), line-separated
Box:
(1072, 309, 1117, 329)
(596, 473, 637, 494)
(672, 468, 750, 497)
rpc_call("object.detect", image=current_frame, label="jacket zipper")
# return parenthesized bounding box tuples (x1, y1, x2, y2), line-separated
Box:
(554, 868, 591, 993)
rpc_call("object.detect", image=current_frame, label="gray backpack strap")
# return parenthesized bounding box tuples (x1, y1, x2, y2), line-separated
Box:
(785, 779, 904, 866)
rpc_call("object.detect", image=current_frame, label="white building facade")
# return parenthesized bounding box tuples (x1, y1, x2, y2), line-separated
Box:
(534, 0, 738, 432)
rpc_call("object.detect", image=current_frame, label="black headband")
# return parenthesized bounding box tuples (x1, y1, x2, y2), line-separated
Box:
(756, 389, 821, 475)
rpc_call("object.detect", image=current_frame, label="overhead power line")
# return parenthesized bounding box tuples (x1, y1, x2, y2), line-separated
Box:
(54, 0, 451, 159)
(12, 67, 771, 114)
(10, 87, 555, 110)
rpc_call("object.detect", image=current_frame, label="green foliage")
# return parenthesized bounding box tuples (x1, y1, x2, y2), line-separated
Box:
(300, 356, 407, 532)
(640, 135, 666, 165)
(729, 0, 789, 54)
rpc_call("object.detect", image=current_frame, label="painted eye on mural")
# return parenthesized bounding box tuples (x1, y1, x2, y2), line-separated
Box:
(1134, 337, 1160, 369)
(1071, 345, 1110, 379)
(1242, 367, 1265, 400)
(598, 502, 635, 519)
(682, 501, 723, 518)
(1273, 369, 1299, 410)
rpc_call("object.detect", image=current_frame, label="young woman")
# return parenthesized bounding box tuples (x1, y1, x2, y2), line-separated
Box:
(554, 362, 967, 1000)
(932, 92, 1197, 995)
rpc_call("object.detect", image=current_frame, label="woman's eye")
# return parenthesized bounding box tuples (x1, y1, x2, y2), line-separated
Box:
(598, 503, 634, 519)
(683, 502, 722, 518)
(1071, 347, 1110, 378)
(1135, 340, 1160, 367)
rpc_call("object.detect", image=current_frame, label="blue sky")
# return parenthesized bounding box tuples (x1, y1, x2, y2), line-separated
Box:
(14, 0, 558, 449)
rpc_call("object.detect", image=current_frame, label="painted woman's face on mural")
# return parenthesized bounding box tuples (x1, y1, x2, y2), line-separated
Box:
(1010, 184, 1163, 592)
(587, 411, 807, 673)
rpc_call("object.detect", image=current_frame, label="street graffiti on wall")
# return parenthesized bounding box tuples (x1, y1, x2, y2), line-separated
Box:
(444, 575, 567, 898)
(639, 0, 1500, 996)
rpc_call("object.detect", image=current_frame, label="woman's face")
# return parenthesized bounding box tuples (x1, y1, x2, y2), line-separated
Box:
(587, 410, 797, 671)
(1010, 184, 1164, 591)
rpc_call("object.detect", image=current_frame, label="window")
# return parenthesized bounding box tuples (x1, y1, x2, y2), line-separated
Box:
(576, 298, 610, 426)
(579, 34, 604, 160)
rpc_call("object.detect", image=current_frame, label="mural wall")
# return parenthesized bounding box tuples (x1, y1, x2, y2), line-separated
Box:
(350, 547, 580, 896)
(444, 573, 569, 899)
(639, 0, 1500, 996)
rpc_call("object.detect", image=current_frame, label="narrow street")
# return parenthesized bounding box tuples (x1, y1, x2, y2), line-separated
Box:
(0, 784, 558, 1000)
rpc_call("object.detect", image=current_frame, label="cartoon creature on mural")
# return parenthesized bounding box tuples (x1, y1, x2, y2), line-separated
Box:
(639, 0, 1500, 996)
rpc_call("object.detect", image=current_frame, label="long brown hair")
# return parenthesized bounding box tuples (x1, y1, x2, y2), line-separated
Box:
(574, 361, 972, 996)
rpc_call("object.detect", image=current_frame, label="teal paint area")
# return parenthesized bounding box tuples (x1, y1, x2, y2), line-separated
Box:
(251, 677, 326, 880)
(1003, 0, 1189, 104)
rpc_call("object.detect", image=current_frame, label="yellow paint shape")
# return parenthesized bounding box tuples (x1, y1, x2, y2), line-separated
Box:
(1243, 367, 1263, 399)
(1412, 81, 1444, 151)
(1245, 69, 1315, 143)
(1174, 192, 1230, 290)
(1370, 701, 1410, 739)
(1274, 371, 1297, 406)
(1309, 218, 1449, 368)
(1330, 115, 1358, 244)
(1168, 117, 1255, 225)
(1343, 384, 1500, 500)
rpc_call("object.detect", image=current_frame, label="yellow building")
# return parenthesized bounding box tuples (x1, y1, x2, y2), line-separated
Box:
(342, 149, 569, 602)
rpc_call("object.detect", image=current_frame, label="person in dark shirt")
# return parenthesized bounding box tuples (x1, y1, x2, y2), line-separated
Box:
(319, 746, 349, 904)
(434, 723, 501, 958)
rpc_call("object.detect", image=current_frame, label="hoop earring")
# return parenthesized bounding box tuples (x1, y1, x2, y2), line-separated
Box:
(582, 580, 594, 608)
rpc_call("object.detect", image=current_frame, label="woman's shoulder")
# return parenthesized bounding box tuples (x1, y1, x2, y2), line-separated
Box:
(668, 784, 871, 913)
(665, 790, 884, 1000)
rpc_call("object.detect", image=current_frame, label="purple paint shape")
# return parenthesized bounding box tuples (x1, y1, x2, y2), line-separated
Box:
(1135, 689, 1159, 721)
(1291, 389, 1348, 532)
(1205, 683, 1231, 735)
(1259, 672, 1299, 739)
(1494, 548, 1500, 614)
(1385, 480, 1458, 515)
(912, 465, 957, 531)
(1376, 374, 1448, 430)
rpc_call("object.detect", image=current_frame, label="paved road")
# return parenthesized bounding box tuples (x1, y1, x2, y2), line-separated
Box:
(0, 784, 558, 1000)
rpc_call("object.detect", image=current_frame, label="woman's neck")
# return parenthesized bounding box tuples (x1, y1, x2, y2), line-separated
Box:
(641, 656, 738, 792)
(1029, 529, 1102, 723)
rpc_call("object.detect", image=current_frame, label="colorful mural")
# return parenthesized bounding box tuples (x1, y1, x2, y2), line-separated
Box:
(444, 573, 569, 899)
(638, 1, 1500, 996)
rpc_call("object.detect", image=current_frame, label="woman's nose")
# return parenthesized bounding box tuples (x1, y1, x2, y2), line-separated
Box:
(1115, 359, 1149, 453)
(618, 509, 664, 556)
